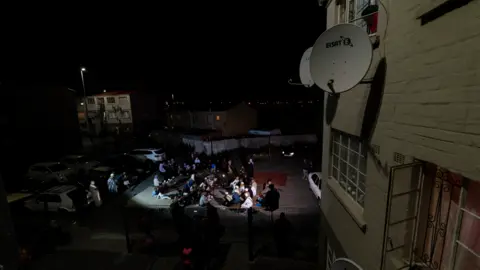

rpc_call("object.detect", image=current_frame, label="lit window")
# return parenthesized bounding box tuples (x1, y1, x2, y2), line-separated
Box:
(216, 115, 220, 121)
(330, 130, 366, 207)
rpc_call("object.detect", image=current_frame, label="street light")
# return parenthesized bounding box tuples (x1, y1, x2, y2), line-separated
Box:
(80, 67, 89, 132)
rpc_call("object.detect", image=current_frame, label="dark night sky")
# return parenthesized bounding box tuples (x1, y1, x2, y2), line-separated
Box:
(1, 1, 325, 101)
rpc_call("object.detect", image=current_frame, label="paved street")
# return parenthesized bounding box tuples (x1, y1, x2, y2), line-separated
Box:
(28, 153, 320, 269)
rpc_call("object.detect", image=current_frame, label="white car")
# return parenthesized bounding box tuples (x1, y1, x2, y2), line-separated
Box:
(25, 162, 74, 185)
(308, 172, 322, 202)
(128, 148, 166, 164)
(24, 185, 93, 212)
(61, 155, 100, 174)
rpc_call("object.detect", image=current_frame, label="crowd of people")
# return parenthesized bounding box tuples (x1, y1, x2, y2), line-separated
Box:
(148, 153, 280, 213)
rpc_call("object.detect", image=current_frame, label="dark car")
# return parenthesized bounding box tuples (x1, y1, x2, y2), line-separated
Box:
(281, 145, 296, 157)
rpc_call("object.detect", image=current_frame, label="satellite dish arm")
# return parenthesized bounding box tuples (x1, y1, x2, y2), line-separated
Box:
(288, 78, 308, 86)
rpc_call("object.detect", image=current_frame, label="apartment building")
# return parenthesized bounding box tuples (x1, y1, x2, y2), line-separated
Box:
(169, 102, 257, 136)
(318, 0, 480, 270)
(78, 91, 160, 135)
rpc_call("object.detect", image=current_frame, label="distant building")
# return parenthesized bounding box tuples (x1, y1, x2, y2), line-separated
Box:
(169, 102, 257, 136)
(78, 91, 160, 135)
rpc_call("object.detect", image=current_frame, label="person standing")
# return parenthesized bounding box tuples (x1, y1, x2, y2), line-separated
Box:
(246, 158, 254, 179)
(153, 175, 160, 188)
(89, 181, 102, 207)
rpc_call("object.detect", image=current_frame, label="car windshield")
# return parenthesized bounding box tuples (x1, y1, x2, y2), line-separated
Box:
(48, 164, 68, 172)
(154, 150, 164, 154)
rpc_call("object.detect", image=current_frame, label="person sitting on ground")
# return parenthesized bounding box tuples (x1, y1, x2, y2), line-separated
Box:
(152, 186, 171, 200)
(183, 174, 195, 193)
(199, 192, 208, 207)
(241, 192, 253, 209)
(239, 182, 246, 193)
(232, 188, 242, 204)
(262, 180, 273, 195)
(230, 176, 240, 190)
(210, 162, 217, 173)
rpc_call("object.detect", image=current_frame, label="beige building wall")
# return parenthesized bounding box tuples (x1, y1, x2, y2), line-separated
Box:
(320, 0, 480, 270)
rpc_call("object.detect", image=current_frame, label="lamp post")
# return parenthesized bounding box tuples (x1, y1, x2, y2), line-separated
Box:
(80, 67, 89, 132)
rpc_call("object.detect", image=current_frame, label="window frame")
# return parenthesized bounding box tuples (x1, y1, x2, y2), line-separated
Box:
(106, 97, 116, 104)
(335, 0, 378, 34)
(330, 130, 366, 207)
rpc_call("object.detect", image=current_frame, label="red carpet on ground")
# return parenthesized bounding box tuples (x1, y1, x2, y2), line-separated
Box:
(254, 172, 287, 187)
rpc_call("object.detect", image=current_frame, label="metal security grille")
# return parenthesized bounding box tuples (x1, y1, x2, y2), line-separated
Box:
(381, 164, 463, 270)
(393, 152, 405, 164)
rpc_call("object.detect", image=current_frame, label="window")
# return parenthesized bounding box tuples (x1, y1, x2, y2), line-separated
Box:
(216, 115, 220, 121)
(97, 98, 105, 104)
(312, 173, 321, 188)
(336, 0, 378, 34)
(118, 96, 129, 106)
(337, 0, 347, 24)
(87, 98, 95, 104)
(108, 112, 117, 119)
(388, 165, 480, 269)
(326, 240, 337, 270)
(330, 130, 366, 206)
(106, 97, 115, 104)
(121, 111, 130, 119)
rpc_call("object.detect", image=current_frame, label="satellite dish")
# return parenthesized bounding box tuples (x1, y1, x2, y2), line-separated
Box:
(331, 258, 364, 270)
(310, 24, 373, 94)
(299, 47, 314, 87)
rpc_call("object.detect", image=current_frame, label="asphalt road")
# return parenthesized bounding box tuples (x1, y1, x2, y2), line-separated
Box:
(25, 153, 320, 269)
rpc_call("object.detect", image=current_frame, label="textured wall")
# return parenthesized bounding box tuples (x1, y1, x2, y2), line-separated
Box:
(320, 0, 480, 270)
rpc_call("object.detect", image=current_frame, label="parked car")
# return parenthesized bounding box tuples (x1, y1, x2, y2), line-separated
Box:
(24, 185, 93, 212)
(281, 145, 295, 157)
(308, 172, 322, 203)
(25, 162, 74, 186)
(60, 155, 100, 174)
(128, 148, 166, 166)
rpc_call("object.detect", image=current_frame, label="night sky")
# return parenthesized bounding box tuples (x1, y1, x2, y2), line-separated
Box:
(1, 1, 325, 101)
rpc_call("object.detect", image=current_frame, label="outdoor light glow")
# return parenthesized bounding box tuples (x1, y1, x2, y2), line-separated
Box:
(80, 102, 84, 106)
(103, 90, 107, 92)
(81, 67, 86, 72)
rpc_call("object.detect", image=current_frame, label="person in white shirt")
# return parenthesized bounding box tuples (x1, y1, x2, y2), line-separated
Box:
(194, 157, 201, 164)
(251, 179, 257, 197)
(153, 175, 160, 188)
(230, 177, 240, 190)
(241, 192, 253, 209)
